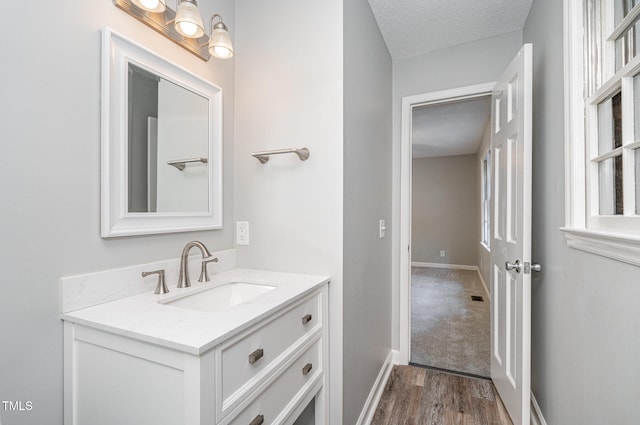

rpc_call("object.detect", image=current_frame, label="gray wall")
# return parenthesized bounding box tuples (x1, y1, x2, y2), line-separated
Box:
(234, 0, 344, 423)
(0, 1, 235, 424)
(392, 31, 523, 348)
(128, 68, 158, 212)
(343, 0, 393, 423)
(235, 1, 393, 423)
(524, 2, 640, 424)
(411, 155, 478, 266)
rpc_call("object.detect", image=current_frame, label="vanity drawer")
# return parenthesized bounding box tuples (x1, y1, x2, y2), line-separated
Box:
(220, 292, 320, 411)
(224, 339, 321, 425)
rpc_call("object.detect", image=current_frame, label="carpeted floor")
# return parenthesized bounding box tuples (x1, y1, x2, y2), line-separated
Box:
(411, 267, 490, 377)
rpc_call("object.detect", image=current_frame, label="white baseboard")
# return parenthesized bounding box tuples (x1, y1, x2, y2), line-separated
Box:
(355, 350, 395, 425)
(476, 269, 491, 301)
(391, 349, 400, 365)
(412, 262, 491, 302)
(531, 391, 548, 425)
(411, 262, 477, 270)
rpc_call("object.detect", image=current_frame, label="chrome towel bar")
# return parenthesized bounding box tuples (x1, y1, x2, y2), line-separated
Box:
(167, 157, 208, 171)
(251, 147, 310, 164)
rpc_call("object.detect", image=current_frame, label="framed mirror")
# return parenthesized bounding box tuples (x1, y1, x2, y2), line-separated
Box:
(101, 27, 223, 237)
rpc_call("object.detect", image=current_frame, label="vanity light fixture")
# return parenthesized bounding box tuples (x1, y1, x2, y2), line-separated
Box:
(113, 0, 234, 61)
(208, 14, 233, 59)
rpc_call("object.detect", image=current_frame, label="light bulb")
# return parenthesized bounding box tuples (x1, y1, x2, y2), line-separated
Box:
(213, 46, 232, 59)
(140, 0, 159, 9)
(179, 21, 198, 37)
(132, 0, 165, 13)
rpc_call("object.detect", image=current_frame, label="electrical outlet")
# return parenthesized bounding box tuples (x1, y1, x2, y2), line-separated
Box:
(236, 221, 250, 245)
(440, 250, 446, 257)
(379, 220, 386, 238)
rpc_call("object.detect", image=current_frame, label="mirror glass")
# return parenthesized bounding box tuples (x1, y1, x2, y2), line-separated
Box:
(102, 28, 223, 237)
(127, 63, 209, 213)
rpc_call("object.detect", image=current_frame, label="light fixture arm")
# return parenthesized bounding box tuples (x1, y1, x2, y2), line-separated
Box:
(209, 14, 228, 33)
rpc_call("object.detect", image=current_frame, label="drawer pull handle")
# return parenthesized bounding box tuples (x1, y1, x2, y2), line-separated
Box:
(249, 414, 264, 425)
(248, 348, 264, 364)
(302, 363, 313, 376)
(302, 314, 313, 325)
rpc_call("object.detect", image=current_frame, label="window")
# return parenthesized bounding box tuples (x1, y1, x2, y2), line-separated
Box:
(564, 0, 640, 266)
(481, 150, 491, 249)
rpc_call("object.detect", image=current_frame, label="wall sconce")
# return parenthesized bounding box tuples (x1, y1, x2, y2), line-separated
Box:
(113, 0, 234, 61)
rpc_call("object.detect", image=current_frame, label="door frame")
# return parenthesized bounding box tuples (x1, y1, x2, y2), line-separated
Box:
(398, 82, 497, 364)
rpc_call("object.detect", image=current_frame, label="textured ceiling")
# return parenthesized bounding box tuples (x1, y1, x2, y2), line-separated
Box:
(368, 0, 533, 59)
(412, 96, 491, 159)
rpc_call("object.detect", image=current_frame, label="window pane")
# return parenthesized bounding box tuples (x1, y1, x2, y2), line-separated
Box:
(599, 156, 624, 215)
(614, 0, 638, 27)
(615, 14, 640, 71)
(598, 92, 623, 154)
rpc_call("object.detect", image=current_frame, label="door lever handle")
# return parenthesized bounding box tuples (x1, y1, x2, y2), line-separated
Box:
(505, 260, 522, 273)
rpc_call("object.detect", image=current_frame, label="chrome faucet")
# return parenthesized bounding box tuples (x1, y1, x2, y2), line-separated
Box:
(177, 241, 215, 288)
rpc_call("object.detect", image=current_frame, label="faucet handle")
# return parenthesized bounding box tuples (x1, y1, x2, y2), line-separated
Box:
(198, 257, 219, 282)
(142, 270, 169, 294)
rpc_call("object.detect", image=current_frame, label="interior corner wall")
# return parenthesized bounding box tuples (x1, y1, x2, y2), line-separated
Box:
(411, 155, 479, 266)
(524, 2, 640, 425)
(343, 0, 393, 424)
(391, 31, 523, 350)
(233, 0, 344, 423)
(0, 1, 235, 424)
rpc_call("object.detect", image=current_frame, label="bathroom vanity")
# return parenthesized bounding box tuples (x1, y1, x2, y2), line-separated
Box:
(61, 264, 329, 425)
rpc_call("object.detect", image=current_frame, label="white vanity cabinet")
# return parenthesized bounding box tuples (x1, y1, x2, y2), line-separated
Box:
(63, 282, 328, 425)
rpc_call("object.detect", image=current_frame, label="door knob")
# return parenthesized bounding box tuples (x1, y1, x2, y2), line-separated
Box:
(505, 260, 522, 273)
(531, 263, 542, 272)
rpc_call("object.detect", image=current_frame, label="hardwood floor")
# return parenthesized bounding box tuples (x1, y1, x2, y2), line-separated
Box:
(371, 365, 513, 425)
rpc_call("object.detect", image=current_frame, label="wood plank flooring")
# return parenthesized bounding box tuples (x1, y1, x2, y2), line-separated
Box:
(371, 365, 513, 425)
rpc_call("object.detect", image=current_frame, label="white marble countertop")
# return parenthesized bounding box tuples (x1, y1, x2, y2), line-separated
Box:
(61, 268, 330, 355)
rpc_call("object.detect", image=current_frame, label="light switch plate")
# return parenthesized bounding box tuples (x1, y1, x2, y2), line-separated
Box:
(379, 220, 386, 238)
(236, 221, 250, 245)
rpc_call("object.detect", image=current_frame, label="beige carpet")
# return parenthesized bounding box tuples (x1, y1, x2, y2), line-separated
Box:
(411, 267, 490, 377)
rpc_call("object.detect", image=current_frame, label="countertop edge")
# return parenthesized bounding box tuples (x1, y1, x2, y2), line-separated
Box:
(61, 269, 330, 355)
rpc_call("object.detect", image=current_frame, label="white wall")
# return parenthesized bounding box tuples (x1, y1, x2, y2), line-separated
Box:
(156, 79, 209, 212)
(235, 2, 393, 424)
(411, 155, 479, 266)
(524, 2, 640, 424)
(343, 0, 393, 423)
(233, 0, 344, 423)
(0, 1, 235, 424)
(392, 31, 523, 349)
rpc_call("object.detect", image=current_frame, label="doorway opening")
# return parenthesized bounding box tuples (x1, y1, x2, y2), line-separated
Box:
(410, 95, 492, 378)
(398, 82, 496, 371)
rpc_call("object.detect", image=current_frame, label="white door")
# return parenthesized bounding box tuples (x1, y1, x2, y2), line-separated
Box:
(490, 43, 532, 425)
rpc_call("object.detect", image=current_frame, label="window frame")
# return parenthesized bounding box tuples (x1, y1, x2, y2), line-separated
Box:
(563, 0, 640, 266)
(480, 149, 491, 250)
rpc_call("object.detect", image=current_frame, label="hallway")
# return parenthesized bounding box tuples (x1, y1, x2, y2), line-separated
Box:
(371, 365, 512, 425)
(411, 267, 490, 377)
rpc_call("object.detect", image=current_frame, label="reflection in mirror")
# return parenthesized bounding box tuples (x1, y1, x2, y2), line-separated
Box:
(127, 63, 209, 213)
(101, 27, 223, 237)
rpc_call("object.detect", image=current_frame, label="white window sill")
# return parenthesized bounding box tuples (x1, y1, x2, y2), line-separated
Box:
(480, 241, 491, 253)
(560, 227, 640, 267)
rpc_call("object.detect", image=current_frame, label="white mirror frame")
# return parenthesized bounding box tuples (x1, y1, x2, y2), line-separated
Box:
(101, 27, 223, 237)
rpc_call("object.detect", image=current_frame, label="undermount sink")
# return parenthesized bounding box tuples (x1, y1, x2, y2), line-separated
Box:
(162, 282, 277, 312)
